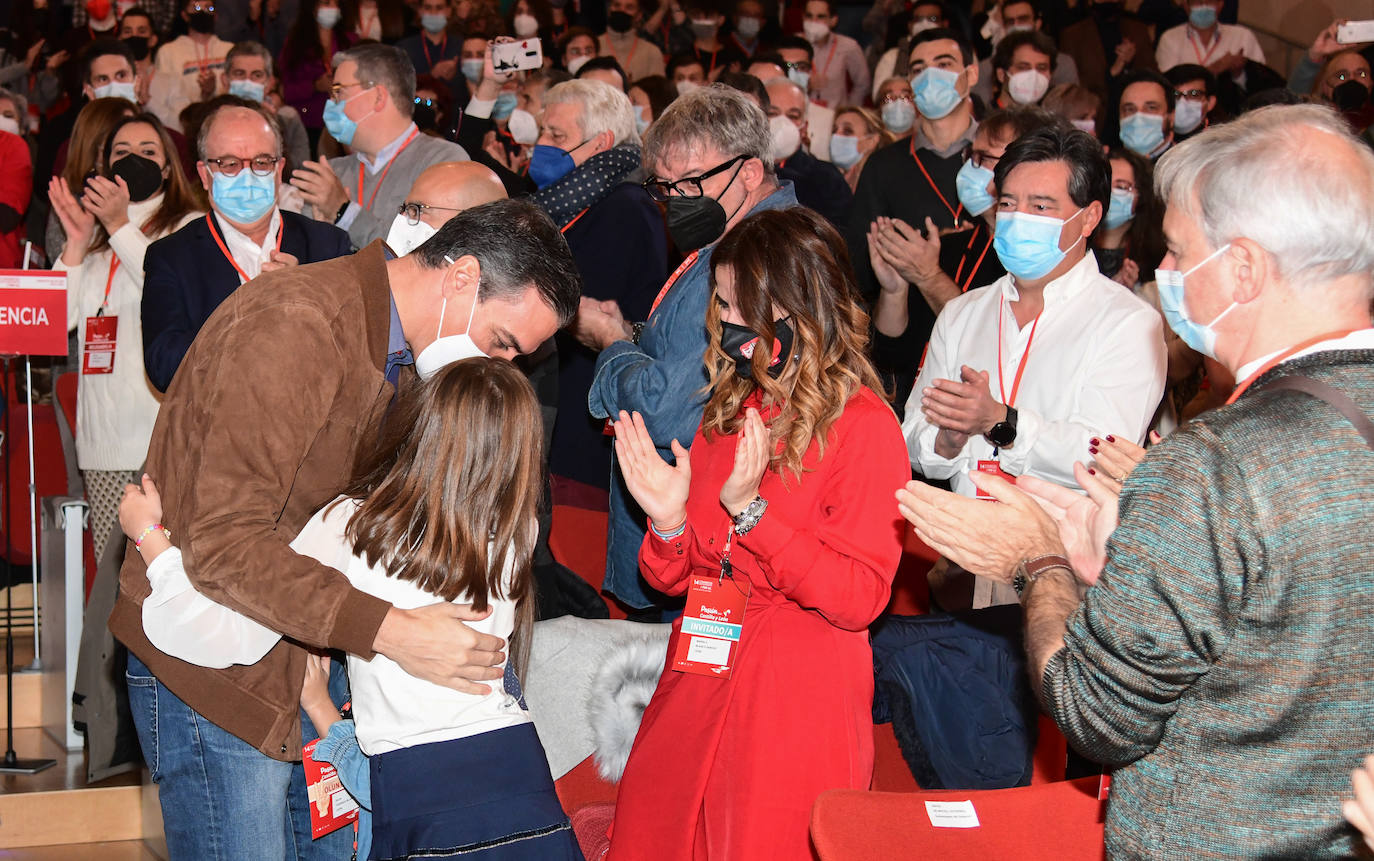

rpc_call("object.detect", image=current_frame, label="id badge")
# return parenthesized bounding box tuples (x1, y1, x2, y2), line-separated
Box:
(82, 315, 117, 375)
(671, 574, 750, 679)
(302, 738, 360, 838)
(975, 459, 1016, 500)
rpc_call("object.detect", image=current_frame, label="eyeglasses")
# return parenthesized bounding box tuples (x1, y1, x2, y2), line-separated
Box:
(189, 2, 215, 11)
(397, 201, 464, 224)
(1173, 88, 1208, 100)
(784, 59, 812, 74)
(203, 155, 281, 176)
(642, 154, 747, 202)
(414, 97, 436, 108)
(328, 80, 372, 101)
(879, 91, 913, 105)
(1329, 68, 1372, 85)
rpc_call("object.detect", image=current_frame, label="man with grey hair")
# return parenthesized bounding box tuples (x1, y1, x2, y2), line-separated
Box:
(222, 41, 310, 170)
(897, 103, 1374, 858)
(291, 43, 467, 247)
(582, 83, 796, 613)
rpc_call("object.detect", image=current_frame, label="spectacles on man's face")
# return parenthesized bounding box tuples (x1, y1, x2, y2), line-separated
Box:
(783, 59, 812, 74)
(203, 154, 281, 176)
(642, 154, 747, 202)
(1173, 88, 1208, 100)
(328, 80, 372, 101)
(1329, 68, 1372, 86)
(397, 201, 464, 225)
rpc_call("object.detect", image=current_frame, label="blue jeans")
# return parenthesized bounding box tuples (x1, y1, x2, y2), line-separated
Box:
(127, 653, 355, 861)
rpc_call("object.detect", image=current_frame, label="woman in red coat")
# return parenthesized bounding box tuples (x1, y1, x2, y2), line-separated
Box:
(608, 207, 910, 859)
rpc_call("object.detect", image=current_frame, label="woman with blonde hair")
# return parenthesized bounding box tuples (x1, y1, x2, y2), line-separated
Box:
(830, 104, 892, 191)
(48, 112, 203, 554)
(607, 207, 910, 859)
(45, 97, 136, 260)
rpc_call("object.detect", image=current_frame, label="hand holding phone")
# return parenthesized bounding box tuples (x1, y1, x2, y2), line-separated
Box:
(492, 38, 543, 74)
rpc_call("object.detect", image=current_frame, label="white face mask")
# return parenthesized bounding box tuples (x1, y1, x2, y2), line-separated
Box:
(513, 12, 539, 36)
(802, 19, 830, 42)
(566, 54, 592, 75)
(93, 81, 138, 104)
(507, 108, 539, 144)
(414, 260, 488, 379)
(0, 116, 20, 136)
(385, 213, 438, 256)
(769, 114, 801, 161)
(1006, 68, 1049, 104)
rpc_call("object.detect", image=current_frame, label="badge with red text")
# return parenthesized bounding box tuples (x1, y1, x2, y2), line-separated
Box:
(82, 315, 117, 375)
(975, 459, 1017, 500)
(302, 738, 360, 839)
(671, 575, 749, 679)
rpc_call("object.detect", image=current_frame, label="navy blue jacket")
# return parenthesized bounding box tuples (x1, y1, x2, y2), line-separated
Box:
(142, 209, 353, 392)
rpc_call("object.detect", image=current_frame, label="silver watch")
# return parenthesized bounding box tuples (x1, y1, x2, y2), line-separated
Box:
(732, 495, 768, 535)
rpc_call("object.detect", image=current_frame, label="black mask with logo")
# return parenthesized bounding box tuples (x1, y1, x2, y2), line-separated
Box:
(188, 10, 216, 33)
(122, 36, 151, 61)
(108, 153, 164, 202)
(719, 318, 794, 379)
(607, 10, 634, 33)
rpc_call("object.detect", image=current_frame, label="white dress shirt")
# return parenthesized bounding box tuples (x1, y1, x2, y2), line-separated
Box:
(218, 207, 281, 283)
(903, 251, 1167, 496)
(337, 122, 420, 231)
(1155, 23, 1264, 73)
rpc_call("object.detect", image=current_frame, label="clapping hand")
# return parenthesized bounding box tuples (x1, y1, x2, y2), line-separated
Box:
(719, 408, 769, 517)
(1088, 430, 1159, 486)
(48, 176, 96, 261)
(613, 410, 691, 532)
(82, 174, 132, 234)
(1345, 754, 1374, 852)
(1017, 464, 1120, 586)
(921, 364, 1004, 437)
(289, 158, 349, 216)
(871, 216, 942, 287)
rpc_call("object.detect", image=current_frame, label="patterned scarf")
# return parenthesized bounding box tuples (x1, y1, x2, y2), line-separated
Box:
(532, 144, 644, 228)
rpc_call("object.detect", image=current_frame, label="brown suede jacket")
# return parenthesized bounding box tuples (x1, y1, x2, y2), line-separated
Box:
(109, 240, 410, 761)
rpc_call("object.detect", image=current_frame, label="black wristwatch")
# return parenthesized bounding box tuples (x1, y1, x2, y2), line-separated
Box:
(333, 200, 350, 224)
(987, 405, 1018, 449)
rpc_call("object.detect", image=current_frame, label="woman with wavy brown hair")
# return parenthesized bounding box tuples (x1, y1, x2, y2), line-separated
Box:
(607, 207, 911, 860)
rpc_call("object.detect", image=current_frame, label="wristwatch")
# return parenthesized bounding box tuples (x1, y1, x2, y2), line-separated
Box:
(1012, 553, 1073, 597)
(333, 200, 350, 224)
(987, 406, 1018, 449)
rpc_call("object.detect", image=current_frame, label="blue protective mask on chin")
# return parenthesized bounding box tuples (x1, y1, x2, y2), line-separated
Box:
(322, 88, 371, 146)
(1155, 243, 1235, 359)
(1120, 112, 1166, 156)
(1103, 188, 1135, 229)
(954, 158, 996, 216)
(211, 168, 277, 224)
(911, 66, 963, 120)
(881, 98, 915, 133)
(993, 208, 1085, 281)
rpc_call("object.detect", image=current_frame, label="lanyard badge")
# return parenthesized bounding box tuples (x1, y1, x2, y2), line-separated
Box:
(82, 315, 118, 375)
(671, 526, 750, 679)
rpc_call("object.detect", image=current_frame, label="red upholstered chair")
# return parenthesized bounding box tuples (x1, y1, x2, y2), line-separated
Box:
(811, 775, 1107, 860)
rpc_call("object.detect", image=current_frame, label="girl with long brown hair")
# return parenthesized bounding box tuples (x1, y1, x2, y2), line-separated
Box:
(119, 358, 582, 861)
(49, 111, 203, 555)
(607, 207, 911, 859)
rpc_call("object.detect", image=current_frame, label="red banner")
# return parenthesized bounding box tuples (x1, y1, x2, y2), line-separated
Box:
(0, 270, 68, 356)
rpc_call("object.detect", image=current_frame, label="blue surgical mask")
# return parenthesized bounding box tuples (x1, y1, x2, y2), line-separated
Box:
(993, 208, 1085, 281)
(1120, 112, 1165, 156)
(911, 66, 963, 120)
(1174, 97, 1205, 134)
(492, 91, 517, 120)
(829, 134, 862, 169)
(461, 57, 484, 82)
(528, 141, 584, 188)
(955, 159, 996, 216)
(1155, 244, 1234, 359)
(786, 66, 810, 92)
(93, 81, 138, 104)
(322, 88, 371, 146)
(633, 104, 650, 135)
(211, 168, 277, 224)
(881, 98, 915, 133)
(1103, 188, 1135, 229)
(227, 79, 265, 102)
(1187, 4, 1217, 29)
(421, 12, 448, 32)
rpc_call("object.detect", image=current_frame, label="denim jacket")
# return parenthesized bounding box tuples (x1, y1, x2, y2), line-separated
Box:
(588, 182, 797, 608)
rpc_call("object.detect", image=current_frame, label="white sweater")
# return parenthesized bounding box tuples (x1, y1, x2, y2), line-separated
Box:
(56, 197, 199, 470)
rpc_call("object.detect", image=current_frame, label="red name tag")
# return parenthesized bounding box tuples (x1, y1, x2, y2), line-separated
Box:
(671, 575, 750, 679)
(302, 738, 360, 839)
(82, 315, 117, 375)
(975, 459, 1016, 500)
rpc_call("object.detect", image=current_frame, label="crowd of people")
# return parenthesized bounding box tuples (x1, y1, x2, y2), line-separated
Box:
(3, 0, 1373, 857)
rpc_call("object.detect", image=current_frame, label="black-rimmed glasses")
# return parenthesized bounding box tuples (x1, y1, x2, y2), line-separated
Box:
(643, 154, 747, 202)
(397, 202, 464, 225)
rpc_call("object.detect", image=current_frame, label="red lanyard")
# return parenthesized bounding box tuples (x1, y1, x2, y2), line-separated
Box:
(560, 207, 589, 234)
(1188, 28, 1220, 65)
(422, 32, 447, 70)
(99, 217, 155, 314)
(357, 127, 421, 211)
(815, 36, 838, 79)
(996, 294, 1042, 408)
(611, 35, 640, 70)
(205, 213, 283, 283)
(1226, 329, 1365, 405)
(909, 142, 964, 223)
(648, 251, 700, 317)
(953, 226, 993, 293)
(698, 46, 719, 77)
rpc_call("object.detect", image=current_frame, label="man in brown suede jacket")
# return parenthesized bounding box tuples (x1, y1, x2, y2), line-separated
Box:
(109, 199, 580, 860)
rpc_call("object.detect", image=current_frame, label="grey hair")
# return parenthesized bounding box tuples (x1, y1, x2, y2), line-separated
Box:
(226, 41, 275, 79)
(333, 43, 416, 119)
(541, 79, 639, 147)
(764, 76, 807, 106)
(197, 103, 284, 160)
(642, 83, 774, 175)
(1155, 103, 1374, 294)
(0, 87, 28, 121)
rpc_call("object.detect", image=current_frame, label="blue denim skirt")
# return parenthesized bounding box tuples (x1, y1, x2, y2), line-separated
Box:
(368, 722, 583, 861)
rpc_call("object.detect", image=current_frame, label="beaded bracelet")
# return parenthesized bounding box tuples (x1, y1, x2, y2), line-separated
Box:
(135, 523, 172, 550)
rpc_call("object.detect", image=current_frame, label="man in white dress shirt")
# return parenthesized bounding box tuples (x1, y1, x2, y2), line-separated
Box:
(1154, 0, 1264, 78)
(902, 122, 1165, 608)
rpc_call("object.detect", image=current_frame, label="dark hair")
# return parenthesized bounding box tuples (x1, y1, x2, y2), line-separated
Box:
(979, 104, 1063, 146)
(334, 43, 416, 118)
(81, 38, 136, 85)
(576, 56, 627, 89)
(718, 71, 768, 110)
(558, 26, 596, 61)
(991, 29, 1057, 75)
(344, 358, 543, 678)
(629, 74, 677, 121)
(912, 0, 949, 15)
(804, 0, 835, 16)
(909, 26, 974, 67)
(1163, 62, 1216, 97)
(1242, 86, 1305, 112)
(774, 35, 814, 61)
(342, 0, 407, 41)
(283, 0, 348, 67)
(1103, 146, 1165, 273)
(1118, 68, 1175, 114)
(93, 112, 205, 251)
(993, 123, 1110, 212)
(508, 0, 554, 35)
(667, 51, 706, 78)
(120, 6, 157, 31)
(415, 199, 581, 325)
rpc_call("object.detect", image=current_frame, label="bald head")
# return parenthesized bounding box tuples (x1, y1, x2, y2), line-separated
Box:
(405, 161, 507, 228)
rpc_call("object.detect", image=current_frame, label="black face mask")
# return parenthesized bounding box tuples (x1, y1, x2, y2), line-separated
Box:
(108, 153, 164, 202)
(607, 10, 634, 33)
(413, 102, 439, 132)
(1094, 246, 1125, 279)
(1333, 80, 1371, 113)
(720, 318, 794, 379)
(122, 36, 151, 61)
(664, 161, 746, 251)
(188, 10, 216, 33)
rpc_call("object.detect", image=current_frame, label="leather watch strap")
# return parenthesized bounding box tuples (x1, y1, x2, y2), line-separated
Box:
(1013, 553, 1073, 596)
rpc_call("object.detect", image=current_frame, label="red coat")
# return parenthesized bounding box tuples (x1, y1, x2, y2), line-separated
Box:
(0, 131, 32, 269)
(608, 387, 910, 860)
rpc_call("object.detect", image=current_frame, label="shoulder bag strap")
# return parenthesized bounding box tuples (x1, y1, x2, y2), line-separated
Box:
(1263, 374, 1374, 451)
